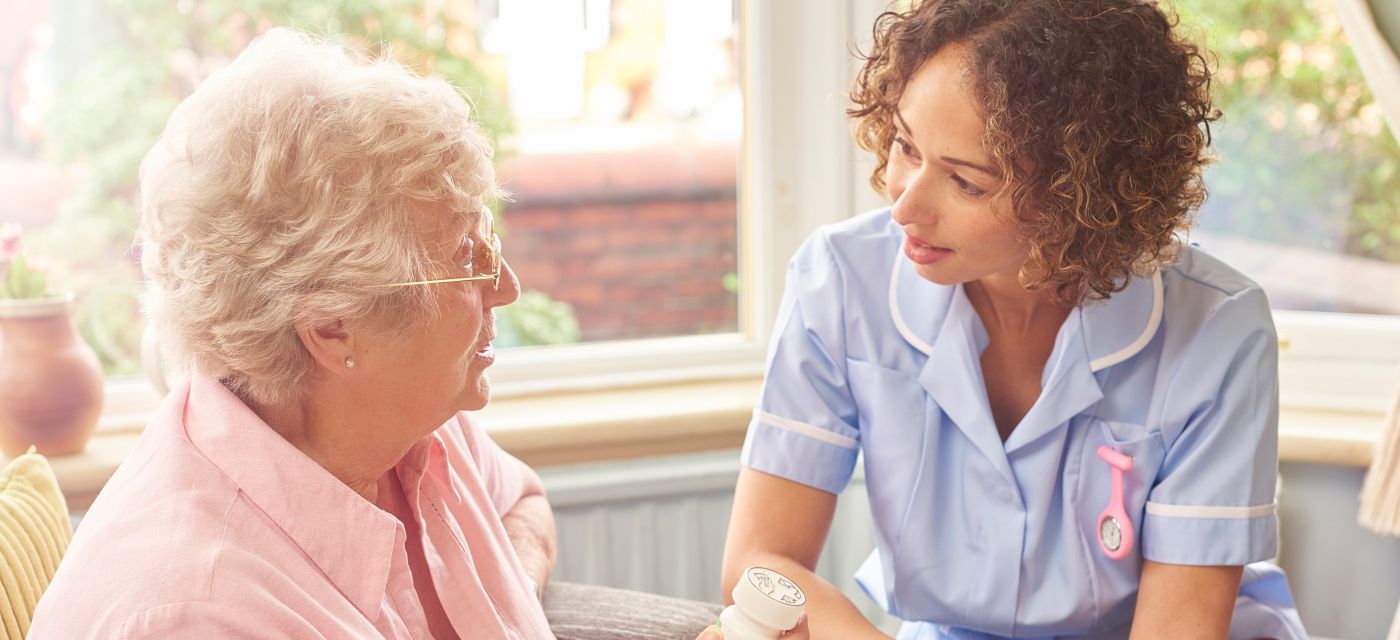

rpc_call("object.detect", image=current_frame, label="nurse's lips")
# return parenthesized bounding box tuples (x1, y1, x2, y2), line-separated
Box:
(903, 234, 953, 265)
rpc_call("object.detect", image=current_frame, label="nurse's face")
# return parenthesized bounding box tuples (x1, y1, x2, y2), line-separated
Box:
(885, 44, 1029, 287)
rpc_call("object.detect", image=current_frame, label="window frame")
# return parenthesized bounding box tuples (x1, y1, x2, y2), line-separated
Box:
(466, 0, 883, 396)
(1275, 310, 1400, 413)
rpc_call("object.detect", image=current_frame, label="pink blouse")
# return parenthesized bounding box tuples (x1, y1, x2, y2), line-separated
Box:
(30, 374, 553, 639)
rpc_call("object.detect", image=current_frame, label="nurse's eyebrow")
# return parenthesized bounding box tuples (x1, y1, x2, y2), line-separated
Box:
(894, 109, 1001, 179)
(894, 111, 914, 137)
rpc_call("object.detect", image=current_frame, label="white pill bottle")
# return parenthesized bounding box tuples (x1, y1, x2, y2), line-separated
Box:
(717, 566, 806, 639)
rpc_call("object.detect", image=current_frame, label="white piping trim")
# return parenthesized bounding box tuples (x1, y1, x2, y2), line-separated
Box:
(755, 410, 859, 450)
(1144, 501, 1276, 519)
(889, 253, 935, 356)
(1089, 269, 1164, 372)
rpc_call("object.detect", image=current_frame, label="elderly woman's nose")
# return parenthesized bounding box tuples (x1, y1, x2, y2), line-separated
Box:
(490, 261, 521, 307)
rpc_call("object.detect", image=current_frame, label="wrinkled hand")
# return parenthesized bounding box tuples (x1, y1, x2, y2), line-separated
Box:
(695, 615, 810, 640)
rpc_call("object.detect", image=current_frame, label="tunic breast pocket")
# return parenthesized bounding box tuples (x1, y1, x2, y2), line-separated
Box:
(845, 359, 929, 547)
(1076, 418, 1166, 596)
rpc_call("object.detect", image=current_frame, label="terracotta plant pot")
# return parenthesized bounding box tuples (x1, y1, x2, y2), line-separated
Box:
(0, 293, 104, 456)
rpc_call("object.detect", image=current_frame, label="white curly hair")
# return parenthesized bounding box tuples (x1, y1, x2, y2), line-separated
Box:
(138, 27, 501, 407)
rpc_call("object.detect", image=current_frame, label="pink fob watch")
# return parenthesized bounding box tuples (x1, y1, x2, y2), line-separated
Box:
(1095, 445, 1135, 560)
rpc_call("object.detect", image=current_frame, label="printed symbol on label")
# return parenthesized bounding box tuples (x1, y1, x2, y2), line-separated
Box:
(750, 568, 806, 606)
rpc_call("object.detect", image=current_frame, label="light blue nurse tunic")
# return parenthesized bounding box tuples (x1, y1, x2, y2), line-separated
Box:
(740, 209, 1308, 639)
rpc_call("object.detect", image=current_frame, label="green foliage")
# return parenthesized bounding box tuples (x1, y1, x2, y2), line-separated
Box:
(35, 0, 579, 372)
(1171, 0, 1400, 261)
(722, 271, 739, 294)
(494, 290, 582, 348)
(45, 0, 513, 251)
(1, 254, 50, 299)
(73, 272, 146, 375)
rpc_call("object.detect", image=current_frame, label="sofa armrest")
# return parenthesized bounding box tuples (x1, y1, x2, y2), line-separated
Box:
(543, 581, 723, 640)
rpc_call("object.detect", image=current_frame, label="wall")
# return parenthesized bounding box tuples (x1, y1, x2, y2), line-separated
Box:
(540, 449, 903, 634)
(498, 144, 739, 343)
(1278, 461, 1400, 640)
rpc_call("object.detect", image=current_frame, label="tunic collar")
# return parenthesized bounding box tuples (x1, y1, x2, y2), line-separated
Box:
(887, 250, 1163, 474)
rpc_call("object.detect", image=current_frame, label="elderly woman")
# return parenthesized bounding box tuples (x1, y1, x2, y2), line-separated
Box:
(717, 1, 1308, 639)
(29, 29, 552, 638)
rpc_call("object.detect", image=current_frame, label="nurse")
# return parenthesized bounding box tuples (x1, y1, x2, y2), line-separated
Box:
(719, 1, 1308, 638)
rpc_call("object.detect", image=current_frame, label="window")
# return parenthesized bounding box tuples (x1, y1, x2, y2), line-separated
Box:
(1176, 0, 1400, 316)
(8, 0, 1384, 416)
(0, 0, 765, 395)
(470, 0, 744, 348)
(1172, 0, 1400, 412)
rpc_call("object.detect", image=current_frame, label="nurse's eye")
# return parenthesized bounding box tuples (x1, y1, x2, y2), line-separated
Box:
(893, 136, 919, 161)
(952, 173, 987, 197)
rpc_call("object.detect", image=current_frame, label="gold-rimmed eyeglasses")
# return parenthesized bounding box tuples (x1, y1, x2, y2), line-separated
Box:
(371, 214, 502, 290)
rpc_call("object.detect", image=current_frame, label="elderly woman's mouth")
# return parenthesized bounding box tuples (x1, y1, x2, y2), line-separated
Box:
(473, 341, 496, 366)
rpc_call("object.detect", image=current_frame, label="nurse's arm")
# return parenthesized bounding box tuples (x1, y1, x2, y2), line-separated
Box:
(1129, 560, 1242, 639)
(722, 468, 891, 640)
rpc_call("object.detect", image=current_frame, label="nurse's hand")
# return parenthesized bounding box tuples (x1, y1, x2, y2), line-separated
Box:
(694, 615, 811, 639)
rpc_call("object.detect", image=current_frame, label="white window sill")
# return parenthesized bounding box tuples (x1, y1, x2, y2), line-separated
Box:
(11, 376, 1389, 512)
(1275, 407, 1385, 468)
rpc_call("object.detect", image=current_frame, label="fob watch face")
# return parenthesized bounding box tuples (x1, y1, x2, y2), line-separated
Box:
(1100, 517, 1123, 551)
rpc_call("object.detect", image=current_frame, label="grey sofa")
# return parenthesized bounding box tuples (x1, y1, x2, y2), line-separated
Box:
(543, 581, 724, 640)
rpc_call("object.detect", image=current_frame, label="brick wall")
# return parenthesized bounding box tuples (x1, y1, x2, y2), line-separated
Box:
(497, 143, 739, 342)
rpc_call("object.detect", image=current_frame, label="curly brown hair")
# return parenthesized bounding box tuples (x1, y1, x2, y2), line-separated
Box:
(849, 0, 1218, 305)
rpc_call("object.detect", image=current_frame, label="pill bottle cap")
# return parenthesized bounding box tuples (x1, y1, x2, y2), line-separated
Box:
(731, 566, 805, 632)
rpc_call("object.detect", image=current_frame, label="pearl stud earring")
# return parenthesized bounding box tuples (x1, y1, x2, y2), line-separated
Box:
(345, 357, 356, 369)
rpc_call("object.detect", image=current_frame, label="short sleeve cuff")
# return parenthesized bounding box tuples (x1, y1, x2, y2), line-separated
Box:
(1141, 502, 1278, 565)
(740, 411, 859, 495)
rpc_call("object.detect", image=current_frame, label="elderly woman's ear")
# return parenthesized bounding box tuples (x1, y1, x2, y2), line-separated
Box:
(294, 316, 356, 376)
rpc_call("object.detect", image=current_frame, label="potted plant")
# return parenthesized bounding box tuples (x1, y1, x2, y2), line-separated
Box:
(0, 223, 103, 456)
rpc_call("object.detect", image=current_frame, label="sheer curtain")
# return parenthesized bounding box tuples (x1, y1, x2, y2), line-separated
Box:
(1335, 1, 1400, 637)
(1334, 0, 1400, 133)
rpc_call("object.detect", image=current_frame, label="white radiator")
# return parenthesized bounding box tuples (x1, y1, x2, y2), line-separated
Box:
(539, 449, 896, 627)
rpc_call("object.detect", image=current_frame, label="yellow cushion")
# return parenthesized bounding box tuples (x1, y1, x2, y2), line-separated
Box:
(0, 448, 72, 639)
